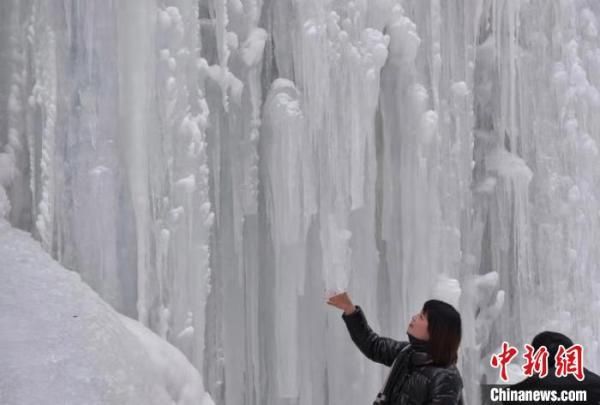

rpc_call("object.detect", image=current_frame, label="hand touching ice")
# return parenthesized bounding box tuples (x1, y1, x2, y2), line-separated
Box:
(326, 291, 356, 315)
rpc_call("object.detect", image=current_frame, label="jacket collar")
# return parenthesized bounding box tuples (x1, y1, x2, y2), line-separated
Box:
(409, 349, 434, 366)
(407, 333, 430, 353)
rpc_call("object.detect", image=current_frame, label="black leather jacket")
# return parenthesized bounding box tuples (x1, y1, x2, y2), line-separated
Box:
(342, 306, 464, 405)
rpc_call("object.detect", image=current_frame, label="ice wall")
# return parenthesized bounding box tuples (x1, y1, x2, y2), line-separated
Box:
(1, 1, 600, 404)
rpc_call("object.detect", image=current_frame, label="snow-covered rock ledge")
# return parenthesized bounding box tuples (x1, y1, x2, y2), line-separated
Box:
(0, 220, 214, 405)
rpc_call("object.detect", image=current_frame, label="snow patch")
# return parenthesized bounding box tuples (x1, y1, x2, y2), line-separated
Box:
(0, 221, 214, 405)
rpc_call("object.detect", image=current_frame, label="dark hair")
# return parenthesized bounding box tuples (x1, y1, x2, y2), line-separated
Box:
(531, 331, 573, 368)
(423, 300, 462, 366)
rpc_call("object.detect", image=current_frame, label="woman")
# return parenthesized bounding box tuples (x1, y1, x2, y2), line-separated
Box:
(327, 292, 464, 405)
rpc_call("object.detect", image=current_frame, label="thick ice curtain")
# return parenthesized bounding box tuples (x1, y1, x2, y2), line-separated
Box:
(2, 1, 600, 405)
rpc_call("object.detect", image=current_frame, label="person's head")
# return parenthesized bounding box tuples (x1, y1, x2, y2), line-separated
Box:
(530, 331, 573, 368)
(407, 299, 462, 366)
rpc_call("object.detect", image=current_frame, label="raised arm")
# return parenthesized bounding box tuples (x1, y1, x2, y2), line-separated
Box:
(341, 305, 408, 366)
(326, 291, 407, 366)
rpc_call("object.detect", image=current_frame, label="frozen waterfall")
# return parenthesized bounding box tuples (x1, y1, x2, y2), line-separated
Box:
(1, 1, 600, 404)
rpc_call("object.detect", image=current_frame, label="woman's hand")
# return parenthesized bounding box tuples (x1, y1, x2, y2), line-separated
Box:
(326, 291, 356, 315)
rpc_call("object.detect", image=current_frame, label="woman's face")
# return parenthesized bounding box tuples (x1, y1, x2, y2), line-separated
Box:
(407, 309, 430, 341)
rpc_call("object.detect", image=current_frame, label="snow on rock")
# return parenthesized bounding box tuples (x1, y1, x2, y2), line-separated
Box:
(0, 220, 214, 405)
(118, 315, 213, 405)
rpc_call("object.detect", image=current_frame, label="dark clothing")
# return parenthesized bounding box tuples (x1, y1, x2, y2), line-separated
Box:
(342, 306, 464, 405)
(510, 367, 600, 404)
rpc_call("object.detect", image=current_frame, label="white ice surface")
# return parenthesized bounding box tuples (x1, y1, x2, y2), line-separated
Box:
(0, 219, 214, 405)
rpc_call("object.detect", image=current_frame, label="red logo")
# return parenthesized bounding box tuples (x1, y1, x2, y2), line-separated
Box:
(490, 341, 519, 382)
(555, 344, 585, 381)
(522, 344, 549, 378)
(490, 343, 585, 382)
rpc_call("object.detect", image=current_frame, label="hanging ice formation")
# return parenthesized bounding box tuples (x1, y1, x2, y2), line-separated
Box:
(1, 1, 600, 404)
